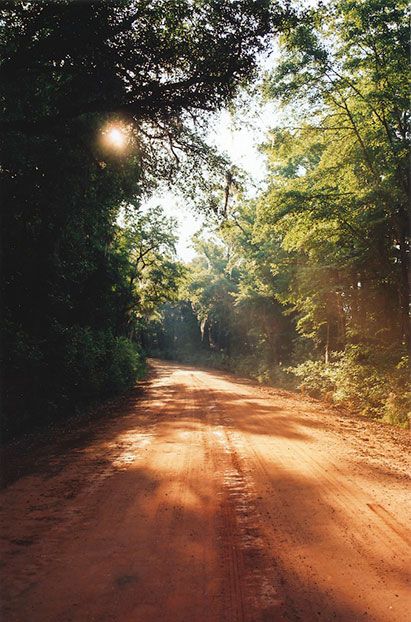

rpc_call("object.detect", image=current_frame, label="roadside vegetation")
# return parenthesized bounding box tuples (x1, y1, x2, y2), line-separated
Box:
(149, 0, 410, 426)
(1, 0, 283, 438)
(1, 0, 409, 437)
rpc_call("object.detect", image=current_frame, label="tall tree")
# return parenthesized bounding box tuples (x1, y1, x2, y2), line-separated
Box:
(261, 0, 410, 352)
(1, 0, 288, 436)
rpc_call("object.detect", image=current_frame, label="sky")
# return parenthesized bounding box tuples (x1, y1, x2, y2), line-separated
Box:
(153, 0, 321, 261)
(141, 98, 280, 262)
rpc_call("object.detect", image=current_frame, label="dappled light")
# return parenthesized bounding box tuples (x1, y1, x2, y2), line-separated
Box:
(1, 361, 409, 621)
(1, 1, 409, 621)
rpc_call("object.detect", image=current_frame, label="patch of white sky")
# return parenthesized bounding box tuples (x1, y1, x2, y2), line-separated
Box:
(139, 41, 288, 263)
(135, 0, 323, 262)
(141, 106, 278, 261)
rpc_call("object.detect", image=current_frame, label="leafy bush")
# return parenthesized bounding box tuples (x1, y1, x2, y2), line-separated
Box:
(288, 345, 410, 426)
(229, 355, 292, 388)
(287, 359, 336, 398)
(1, 324, 145, 439)
(382, 391, 411, 428)
(165, 348, 231, 371)
(62, 327, 145, 401)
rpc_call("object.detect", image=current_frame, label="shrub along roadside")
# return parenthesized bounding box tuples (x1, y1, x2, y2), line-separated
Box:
(1, 326, 146, 441)
(60, 327, 146, 403)
(288, 346, 410, 428)
(155, 344, 410, 429)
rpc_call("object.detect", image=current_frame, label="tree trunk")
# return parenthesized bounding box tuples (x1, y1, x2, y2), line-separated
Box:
(325, 320, 330, 364)
(398, 229, 410, 353)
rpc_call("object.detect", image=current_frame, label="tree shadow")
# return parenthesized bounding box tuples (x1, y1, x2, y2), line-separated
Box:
(1, 359, 409, 621)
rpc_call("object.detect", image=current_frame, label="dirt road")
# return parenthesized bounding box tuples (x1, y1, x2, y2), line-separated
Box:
(1, 360, 410, 622)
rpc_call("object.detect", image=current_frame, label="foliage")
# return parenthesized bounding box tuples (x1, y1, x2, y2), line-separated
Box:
(151, 0, 410, 426)
(1, 0, 282, 132)
(289, 345, 410, 427)
(114, 205, 183, 334)
(1, 201, 175, 438)
(1, 1, 286, 438)
(183, 235, 239, 352)
(61, 328, 145, 400)
(1, 0, 409, 435)
(146, 301, 204, 360)
(260, 0, 410, 353)
(0, 1, 289, 202)
(149, 232, 295, 386)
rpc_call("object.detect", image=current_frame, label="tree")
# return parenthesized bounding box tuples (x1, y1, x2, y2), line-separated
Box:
(1, 0, 289, 437)
(184, 235, 238, 351)
(147, 0, 410, 423)
(115, 205, 182, 338)
(261, 0, 410, 353)
(1, 1, 283, 132)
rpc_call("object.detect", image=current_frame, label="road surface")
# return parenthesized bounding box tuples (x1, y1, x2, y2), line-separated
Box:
(1, 360, 410, 621)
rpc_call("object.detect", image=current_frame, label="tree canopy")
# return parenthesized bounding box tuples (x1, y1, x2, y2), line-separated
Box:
(2, 1, 279, 126)
(152, 0, 410, 426)
(1, 0, 290, 438)
(1, 0, 409, 436)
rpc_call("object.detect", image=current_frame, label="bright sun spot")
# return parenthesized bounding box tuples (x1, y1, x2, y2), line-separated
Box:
(108, 128, 125, 148)
(102, 125, 128, 151)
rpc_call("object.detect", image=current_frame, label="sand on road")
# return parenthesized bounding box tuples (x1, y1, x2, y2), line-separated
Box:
(1, 359, 410, 621)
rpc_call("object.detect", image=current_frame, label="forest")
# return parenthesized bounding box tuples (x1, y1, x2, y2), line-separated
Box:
(1, 0, 410, 439)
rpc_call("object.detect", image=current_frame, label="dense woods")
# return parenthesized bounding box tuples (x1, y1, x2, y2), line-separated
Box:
(1, 0, 409, 438)
(1, 0, 283, 437)
(148, 0, 410, 426)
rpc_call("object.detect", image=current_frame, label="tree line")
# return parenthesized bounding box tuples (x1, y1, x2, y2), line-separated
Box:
(1, 0, 409, 437)
(1, 0, 285, 438)
(149, 0, 410, 426)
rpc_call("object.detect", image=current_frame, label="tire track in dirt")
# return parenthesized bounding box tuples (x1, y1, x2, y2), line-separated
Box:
(1, 360, 409, 622)
(192, 374, 410, 622)
(192, 374, 288, 622)
(235, 395, 410, 569)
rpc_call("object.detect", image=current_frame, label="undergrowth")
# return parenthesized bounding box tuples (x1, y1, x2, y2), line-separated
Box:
(158, 344, 410, 428)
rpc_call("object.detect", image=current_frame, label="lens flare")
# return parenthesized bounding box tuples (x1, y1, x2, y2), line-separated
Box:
(107, 128, 125, 148)
(101, 124, 128, 151)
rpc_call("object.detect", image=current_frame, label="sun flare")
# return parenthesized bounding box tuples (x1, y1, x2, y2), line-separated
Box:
(101, 124, 128, 151)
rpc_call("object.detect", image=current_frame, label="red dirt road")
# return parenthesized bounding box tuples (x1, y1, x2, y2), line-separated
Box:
(1, 359, 410, 621)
